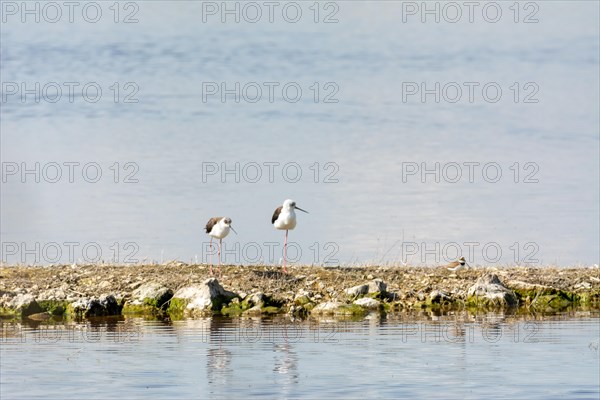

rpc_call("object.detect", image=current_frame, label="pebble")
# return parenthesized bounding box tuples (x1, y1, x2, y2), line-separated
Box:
(353, 298, 381, 309)
(312, 301, 344, 314)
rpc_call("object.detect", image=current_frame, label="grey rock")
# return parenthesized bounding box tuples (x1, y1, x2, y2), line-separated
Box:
(294, 290, 312, 305)
(27, 312, 52, 321)
(312, 301, 345, 314)
(353, 297, 381, 309)
(246, 292, 265, 307)
(244, 305, 263, 315)
(131, 282, 173, 309)
(172, 278, 237, 313)
(71, 294, 122, 317)
(344, 284, 369, 297)
(368, 279, 387, 293)
(345, 279, 388, 298)
(468, 274, 518, 306)
(6, 293, 43, 317)
(38, 287, 67, 301)
(386, 292, 401, 301)
(429, 290, 452, 303)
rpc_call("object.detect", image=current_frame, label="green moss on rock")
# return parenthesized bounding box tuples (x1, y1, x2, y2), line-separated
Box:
(261, 306, 282, 314)
(37, 300, 69, 316)
(211, 295, 237, 311)
(122, 303, 159, 315)
(166, 298, 188, 320)
(367, 292, 385, 300)
(294, 295, 312, 306)
(221, 300, 251, 316)
(0, 307, 19, 317)
(578, 290, 600, 306)
(514, 288, 583, 311)
(338, 304, 369, 316)
(466, 295, 517, 309)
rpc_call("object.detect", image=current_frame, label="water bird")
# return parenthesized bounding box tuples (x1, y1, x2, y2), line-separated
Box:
(205, 217, 236, 274)
(445, 256, 469, 272)
(271, 199, 308, 273)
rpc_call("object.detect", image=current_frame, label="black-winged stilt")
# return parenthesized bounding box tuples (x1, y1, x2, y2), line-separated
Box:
(445, 256, 469, 272)
(205, 217, 236, 274)
(271, 199, 308, 273)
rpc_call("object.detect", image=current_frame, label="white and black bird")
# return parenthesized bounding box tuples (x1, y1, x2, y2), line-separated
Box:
(445, 256, 469, 272)
(271, 199, 308, 273)
(205, 217, 236, 275)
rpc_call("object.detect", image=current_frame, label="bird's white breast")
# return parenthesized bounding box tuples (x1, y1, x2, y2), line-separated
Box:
(209, 224, 230, 239)
(274, 209, 297, 230)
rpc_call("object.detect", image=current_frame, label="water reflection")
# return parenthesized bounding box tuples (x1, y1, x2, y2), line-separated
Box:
(273, 341, 298, 377)
(272, 341, 299, 400)
(205, 318, 233, 389)
(201, 317, 301, 392)
(1, 312, 599, 399)
(4, 309, 598, 341)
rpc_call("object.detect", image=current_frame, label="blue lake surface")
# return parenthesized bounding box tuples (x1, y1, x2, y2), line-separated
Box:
(1, 313, 599, 399)
(1, 2, 599, 265)
(2, 3, 600, 398)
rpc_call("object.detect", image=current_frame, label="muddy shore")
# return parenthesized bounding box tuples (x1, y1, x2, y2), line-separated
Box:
(1, 264, 599, 319)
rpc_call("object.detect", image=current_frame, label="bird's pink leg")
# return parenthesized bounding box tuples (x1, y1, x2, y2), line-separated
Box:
(218, 238, 223, 276)
(283, 230, 288, 273)
(209, 237, 213, 275)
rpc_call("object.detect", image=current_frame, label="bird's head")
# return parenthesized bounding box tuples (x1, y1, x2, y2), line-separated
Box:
(283, 199, 295, 209)
(284, 199, 308, 213)
(223, 217, 237, 234)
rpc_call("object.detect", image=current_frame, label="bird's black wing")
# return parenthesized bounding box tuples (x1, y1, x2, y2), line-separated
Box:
(271, 206, 282, 224)
(205, 217, 222, 233)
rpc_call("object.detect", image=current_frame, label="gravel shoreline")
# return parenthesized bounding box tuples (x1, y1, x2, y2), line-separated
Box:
(1, 264, 599, 319)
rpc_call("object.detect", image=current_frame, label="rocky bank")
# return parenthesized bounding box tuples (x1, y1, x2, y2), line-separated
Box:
(1, 264, 598, 319)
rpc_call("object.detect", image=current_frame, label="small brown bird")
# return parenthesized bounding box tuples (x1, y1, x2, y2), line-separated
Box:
(445, 256, 468, 272)
(205, 217, 236, 275)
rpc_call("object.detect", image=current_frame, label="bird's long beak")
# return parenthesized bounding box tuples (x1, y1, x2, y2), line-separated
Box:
(230, 226, 238, 234)
(295, 206, 308, 213)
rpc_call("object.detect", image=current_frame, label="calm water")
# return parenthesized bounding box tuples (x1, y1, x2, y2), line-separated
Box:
(2, 3, 599, 397)
(1, 313, 599, 399)
(1, 1, 599, 266)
